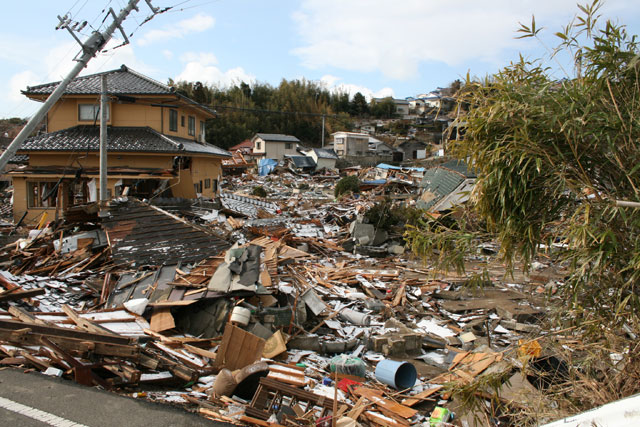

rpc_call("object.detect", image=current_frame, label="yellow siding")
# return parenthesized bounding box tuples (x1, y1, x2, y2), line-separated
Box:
(191, 157, 222, 198)
(170, 168, 196, 199)
(45, 95, 210, 138)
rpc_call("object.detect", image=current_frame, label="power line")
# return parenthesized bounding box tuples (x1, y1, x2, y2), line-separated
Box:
(212, 104, 338, 119)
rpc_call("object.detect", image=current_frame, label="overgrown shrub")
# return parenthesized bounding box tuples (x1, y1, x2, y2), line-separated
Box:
(252, 186, 267, 198)
(364, 198, 424, 231)
(334, 176, 360, 198)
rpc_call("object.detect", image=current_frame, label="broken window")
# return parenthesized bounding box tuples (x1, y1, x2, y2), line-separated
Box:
(78, 103, 109, 122)
(169, 109, 178, 132)
(66, 180, 89, 206)
(27, 181, 58, 208)
(188, 116, 195, 136)
(204, 178, 211, 189)
(199, 121, 206, 142)
(194, 181, 202, 194)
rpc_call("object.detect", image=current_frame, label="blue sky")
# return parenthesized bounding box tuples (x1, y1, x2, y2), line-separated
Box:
(2, 0, 639, 118)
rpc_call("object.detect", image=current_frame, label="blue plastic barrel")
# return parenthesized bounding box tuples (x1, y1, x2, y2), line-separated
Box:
(375, 359, 417, 390)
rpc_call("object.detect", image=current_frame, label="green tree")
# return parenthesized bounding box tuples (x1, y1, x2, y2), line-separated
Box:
(350, 92, 369, 116)
(406, 1, 640, 319)
(370, 97, 397, 118)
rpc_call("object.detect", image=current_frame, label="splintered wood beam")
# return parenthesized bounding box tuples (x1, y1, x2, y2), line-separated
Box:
(61, 305, 120, 336)
(0, 288, 45, 302)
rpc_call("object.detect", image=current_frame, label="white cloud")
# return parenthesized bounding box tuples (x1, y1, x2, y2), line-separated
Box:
(319, 75, 393, 101)
(162, 50, 174, 60)
(8, 71, 39, 103)
(320, 74, 394, 101)
(175, 53, 255, 87)
(137, 13, 215, 46)
(180, 52, 218, 65)
(2, 38, 155, 118)
(291, 0, 627, 80)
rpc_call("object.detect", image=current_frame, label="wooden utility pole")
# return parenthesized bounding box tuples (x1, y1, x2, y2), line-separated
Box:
(0, 0, 159, 172)
(100, 75, 108, 204)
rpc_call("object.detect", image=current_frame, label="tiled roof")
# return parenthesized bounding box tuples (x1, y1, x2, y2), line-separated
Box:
(230, 139, 254, 150)
(21, 65, 217, 117)
(19, 126, 231, 157)
(23, 65, 172, 96)
(102, 198, 230, 267)
(254, 133, 300, 143)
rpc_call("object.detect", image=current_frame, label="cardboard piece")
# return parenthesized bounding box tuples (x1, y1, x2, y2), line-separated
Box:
(262, 330, 287, 359)
(214, 323, 265, 371)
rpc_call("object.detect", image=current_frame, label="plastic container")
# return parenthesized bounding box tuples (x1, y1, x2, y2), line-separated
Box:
(230, 306, 251, 326)
(374, 359, 417, 390)
(339, 308, 371, 326)
(330, 355, 366, 377)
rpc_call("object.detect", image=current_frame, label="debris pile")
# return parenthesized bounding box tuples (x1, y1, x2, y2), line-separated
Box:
(0, 170, 568, 426)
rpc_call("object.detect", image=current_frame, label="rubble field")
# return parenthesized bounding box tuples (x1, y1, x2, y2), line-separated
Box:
(0, 171, 576, 426)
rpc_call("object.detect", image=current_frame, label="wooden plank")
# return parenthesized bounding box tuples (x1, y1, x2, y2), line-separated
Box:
(149, 308, 175, 332)
(61, 305, 119, 336)
(0, 288, 45, 302)
(183, 344, 217, 360)
(8, 306, 49, 325)
(365, 411, 407, 427)
(238, 415, 287, 427)
(401, 386, 442, 407)
(353, 388, 417, 420)
(0, 319, 133, 345)
(347, 396, 369, 420)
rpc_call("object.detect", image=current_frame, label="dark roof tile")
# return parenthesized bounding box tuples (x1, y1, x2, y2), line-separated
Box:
(23, 65, 172, 96)
(19, 126, 230, 157)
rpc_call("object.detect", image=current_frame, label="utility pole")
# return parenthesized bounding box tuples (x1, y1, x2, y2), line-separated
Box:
(100, 75, 108, 205)
(0, 0, 158, 172)
(321, 114, 325, 148)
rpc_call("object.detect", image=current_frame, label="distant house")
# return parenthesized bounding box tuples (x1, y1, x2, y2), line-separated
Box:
(368, 138, 401, 162)
(397, 139, 430, 160)
(359, 124, 376, 134)
(251, 133, 301, 161)
(372, 98, 410, 117)
(331, 131, 369, 157)
(409, 98, 427, 114)
(285, 155, 316, 173)
(417, 160, 476, 212)
(229, 139, 254, 155)
(301, 147, 338, 170)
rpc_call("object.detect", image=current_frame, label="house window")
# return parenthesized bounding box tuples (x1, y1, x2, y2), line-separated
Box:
(285, 142, 292, 150)
(256, 141, 261, 150)
(188, 116, 196, 136)
(27, 181, 58, 208)
(169, 109, 178, 131)
(181, 116, 185, 127)
(212, 179, 218, 193)
(194, 181, 202, 193)
(78, 104, 109, 121)
(204, 178, 211, 189)
(199, 121, 206, 142)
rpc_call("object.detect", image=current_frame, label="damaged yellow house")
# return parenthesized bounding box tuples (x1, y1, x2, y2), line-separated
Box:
(9, 65, 230, 223)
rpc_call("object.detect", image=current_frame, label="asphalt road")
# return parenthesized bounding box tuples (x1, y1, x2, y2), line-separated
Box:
(0, 367, 227, 426)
